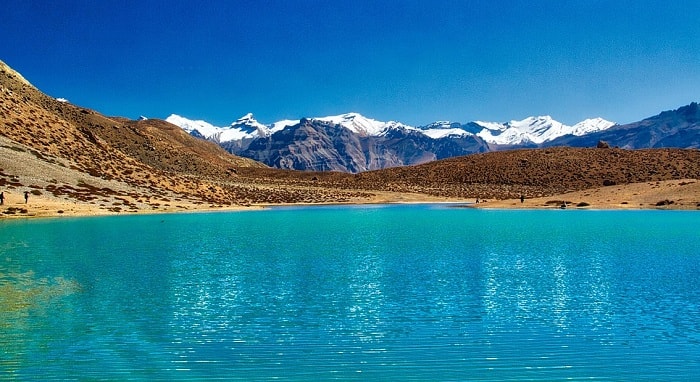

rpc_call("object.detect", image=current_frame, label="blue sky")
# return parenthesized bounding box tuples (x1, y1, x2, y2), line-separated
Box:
(2, 0, 699, 126)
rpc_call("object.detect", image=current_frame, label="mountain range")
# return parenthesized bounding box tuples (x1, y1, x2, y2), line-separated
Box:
(167, 104, 699, 172)
(543, 102, 700, 149)
(1, 58, 699, 214)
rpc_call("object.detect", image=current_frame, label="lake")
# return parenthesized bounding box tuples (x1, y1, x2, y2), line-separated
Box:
(1, 205, 699, 380)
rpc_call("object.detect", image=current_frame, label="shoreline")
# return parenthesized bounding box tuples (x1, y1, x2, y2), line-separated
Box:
(469, 179, 700, 211)
(1, 179, 698, 220)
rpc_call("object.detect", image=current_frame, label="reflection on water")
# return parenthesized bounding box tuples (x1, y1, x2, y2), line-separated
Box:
(0, 267, 81, 378)
(0, 208, 699, 380)
(346, 238, 386, 344)
(0, 272, 80, 314)
(483, 246, 614, 331)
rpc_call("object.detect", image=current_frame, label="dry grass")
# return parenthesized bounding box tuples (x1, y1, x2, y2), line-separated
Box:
(1, 59, 699, 218)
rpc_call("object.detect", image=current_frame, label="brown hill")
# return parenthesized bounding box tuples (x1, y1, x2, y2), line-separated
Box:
(348, 147, 700, 199)
(1, 59, 698, 216)
(235, 147, 699, 205)
(0, 60, 369, 215)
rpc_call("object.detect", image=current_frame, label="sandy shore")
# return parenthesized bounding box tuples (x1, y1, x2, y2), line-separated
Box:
(471, 179, 700, 210)
(0, 193, 259, 219)
(0, 188, 467, 219)
(1, 179, 698, 220)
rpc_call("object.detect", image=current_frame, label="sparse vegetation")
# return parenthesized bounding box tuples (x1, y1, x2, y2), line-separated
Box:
(2, 59, 700, 215)
(3, 207, 28, 215)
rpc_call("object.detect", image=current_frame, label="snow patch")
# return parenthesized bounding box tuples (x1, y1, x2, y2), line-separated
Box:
(571, 118, 616, 135)
(166, 113, 272, 142)
(271, 119, 300, 132)
(475, 116, 615, 145)
(166, 114, 222, 138)
(421, 128, 473, 139)
(313, 112, 413, 136)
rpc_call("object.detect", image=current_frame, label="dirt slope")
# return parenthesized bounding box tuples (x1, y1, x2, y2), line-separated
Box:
(1, 59, 698, 217)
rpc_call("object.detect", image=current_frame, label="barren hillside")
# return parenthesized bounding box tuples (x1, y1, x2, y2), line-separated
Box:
(1, 59, 698, 216)
(349, 147, 700, 199)
(0, 60, 370, 215)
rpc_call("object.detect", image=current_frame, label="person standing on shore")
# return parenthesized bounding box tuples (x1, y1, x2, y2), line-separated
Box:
(24, 191, 29, 204)
(0, 191, 4, 205)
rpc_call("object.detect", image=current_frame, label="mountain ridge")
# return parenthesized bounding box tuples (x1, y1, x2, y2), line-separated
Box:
(2, 58, 699, 216)
(546, 102, 700, 149)
(167, 112, 616, 146)
(167, 105, 699, 172)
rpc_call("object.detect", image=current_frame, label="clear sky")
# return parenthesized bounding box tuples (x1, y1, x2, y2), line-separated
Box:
(2, 0, 699, 126)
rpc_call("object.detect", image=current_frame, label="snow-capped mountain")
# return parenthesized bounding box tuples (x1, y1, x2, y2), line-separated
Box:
(165, 114, 224, 139)
(166, 113, 274, 142)
(412, 116, 616, 144)
(167, 112, 415, 142)
(313, 113, 412, 136)
(570, 118, 618, 136)
(416, 121, 475, 139)
(229, 113, 270, 135)
(168, 112, 614, 145)
(166, 111, 619, 172)
(546, 102, 700, 149)
(474, 116, 616, 145)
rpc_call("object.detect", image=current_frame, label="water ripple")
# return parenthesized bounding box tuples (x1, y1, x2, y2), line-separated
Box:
(1, 207, 699, 380)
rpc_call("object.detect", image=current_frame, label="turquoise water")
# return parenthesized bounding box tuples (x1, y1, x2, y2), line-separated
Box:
(1, 205, 699, 380)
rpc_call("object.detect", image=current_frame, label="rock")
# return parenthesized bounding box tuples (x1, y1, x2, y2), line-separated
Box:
(237, 119, 489, 173)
